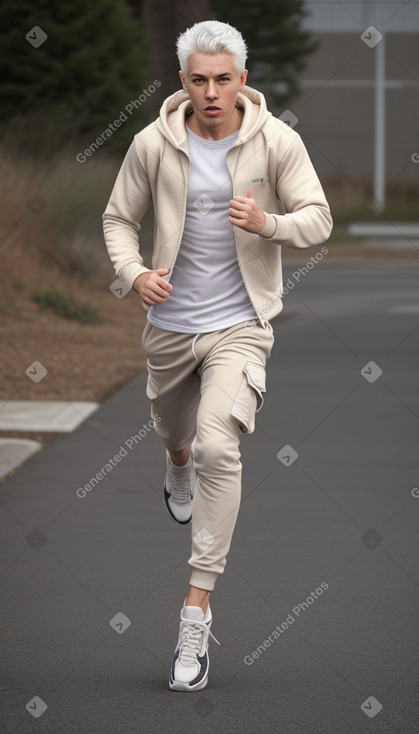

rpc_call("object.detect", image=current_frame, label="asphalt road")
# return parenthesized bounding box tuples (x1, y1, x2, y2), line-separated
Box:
(1, 263, 418, 734)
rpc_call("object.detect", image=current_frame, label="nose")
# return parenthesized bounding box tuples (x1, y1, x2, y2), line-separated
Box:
(205, 80, 218, 99)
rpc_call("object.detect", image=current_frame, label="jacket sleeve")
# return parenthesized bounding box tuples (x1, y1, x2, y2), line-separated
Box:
(102, 138, 152, 288)
(259, 133, 333, 248)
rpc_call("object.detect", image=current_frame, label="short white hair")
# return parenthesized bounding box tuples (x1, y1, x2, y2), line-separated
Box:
(176, 20, 248, 77)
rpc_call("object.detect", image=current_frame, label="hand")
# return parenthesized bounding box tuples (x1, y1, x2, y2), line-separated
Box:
(228, 187, 266, 234)
(133, 268, 173, 305)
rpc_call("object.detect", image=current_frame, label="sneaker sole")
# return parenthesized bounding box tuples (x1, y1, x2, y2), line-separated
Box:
(169, 676, 208, 692)
(169, 656, 209, 692)
(163, 485, 192, 526)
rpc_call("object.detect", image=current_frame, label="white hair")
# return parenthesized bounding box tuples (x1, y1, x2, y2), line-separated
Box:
(176, 20, 248, 77)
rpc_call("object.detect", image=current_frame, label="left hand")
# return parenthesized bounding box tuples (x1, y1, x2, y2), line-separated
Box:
(228, 187, 266, 234)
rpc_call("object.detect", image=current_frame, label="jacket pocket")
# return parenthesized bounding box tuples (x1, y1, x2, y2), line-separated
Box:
(231, 361, 267, 434)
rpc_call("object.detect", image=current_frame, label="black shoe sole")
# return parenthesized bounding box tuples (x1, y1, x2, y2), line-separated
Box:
(163, 484, 192, 526)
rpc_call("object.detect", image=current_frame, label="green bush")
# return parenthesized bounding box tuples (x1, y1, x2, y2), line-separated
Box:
(33, 289, 101, 323)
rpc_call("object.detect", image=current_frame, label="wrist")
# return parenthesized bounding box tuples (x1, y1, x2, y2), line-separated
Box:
(132, 271, 148, 293)
(258, 212, 277, 238)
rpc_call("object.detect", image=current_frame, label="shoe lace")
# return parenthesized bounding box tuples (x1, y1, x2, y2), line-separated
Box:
(178, 619, 220, 667)
(169, 463, 192, 503)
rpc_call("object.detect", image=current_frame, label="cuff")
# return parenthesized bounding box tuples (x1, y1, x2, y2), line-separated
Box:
(119, 263, 151, 289)
(259, 212, 277, 239)
(189, 568, 219, 592)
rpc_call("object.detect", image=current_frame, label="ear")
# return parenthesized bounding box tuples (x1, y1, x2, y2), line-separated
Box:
(239, 69, 248, 91)
(179, 70, 188, 92)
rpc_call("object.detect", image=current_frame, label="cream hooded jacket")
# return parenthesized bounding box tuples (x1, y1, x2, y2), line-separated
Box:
(102, 85, 332, 325)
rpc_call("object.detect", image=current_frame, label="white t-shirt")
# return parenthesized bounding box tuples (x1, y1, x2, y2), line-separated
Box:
(147, 125, 257, 333)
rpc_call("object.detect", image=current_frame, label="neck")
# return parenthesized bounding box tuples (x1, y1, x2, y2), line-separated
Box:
(187, 106, 243, 141)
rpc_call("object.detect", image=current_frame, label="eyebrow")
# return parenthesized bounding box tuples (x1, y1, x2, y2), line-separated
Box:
(190, 72, 232, 79)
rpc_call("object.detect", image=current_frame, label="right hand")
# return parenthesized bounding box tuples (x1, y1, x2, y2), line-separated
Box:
(133, 268, 173, 305)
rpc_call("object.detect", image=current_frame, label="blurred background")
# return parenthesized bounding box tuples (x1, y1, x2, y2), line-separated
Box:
(1, 0, 418, 401)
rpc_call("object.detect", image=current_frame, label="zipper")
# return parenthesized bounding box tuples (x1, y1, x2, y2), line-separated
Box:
(167, 149, 190, 280)
(226, 152, 265, 330)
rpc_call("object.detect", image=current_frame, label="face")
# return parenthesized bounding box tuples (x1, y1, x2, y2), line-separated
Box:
(179, 52, 247, 133)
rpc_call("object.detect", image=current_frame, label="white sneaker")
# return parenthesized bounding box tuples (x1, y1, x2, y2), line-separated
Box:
(163, 440, 196, 525)
(169, 603, 219, 692)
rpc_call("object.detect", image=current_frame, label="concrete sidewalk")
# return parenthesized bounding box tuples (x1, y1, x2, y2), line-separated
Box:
(0, 264, 418, 733)
(0, 401, 99, 480)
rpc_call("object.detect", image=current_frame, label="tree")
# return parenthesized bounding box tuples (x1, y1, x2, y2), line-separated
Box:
(0, 0, 148, 149)
(138, 0, 316, 116)
(210, 0, 316, 112)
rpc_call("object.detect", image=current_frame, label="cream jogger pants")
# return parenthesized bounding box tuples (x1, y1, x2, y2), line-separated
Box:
(141, 317, 275, 592)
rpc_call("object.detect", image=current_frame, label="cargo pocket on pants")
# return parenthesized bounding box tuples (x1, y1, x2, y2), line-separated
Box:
(145, 372, 170, 438)
(231, 361, 267, 434)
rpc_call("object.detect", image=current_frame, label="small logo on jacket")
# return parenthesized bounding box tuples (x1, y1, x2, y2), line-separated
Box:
(252, 177, 268, 184)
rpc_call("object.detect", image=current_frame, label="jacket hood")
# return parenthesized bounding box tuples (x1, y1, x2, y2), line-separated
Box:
(155, 85, 272, 149)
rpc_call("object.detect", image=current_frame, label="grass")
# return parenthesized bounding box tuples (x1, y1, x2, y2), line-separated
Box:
(321, 177, 419, 244)
(0, 141, 156, 279)
(33, 289, 101, 324)
(0, 114, 143, 280)
(329, 199, 419, 229)
(323, 177, 419, 227)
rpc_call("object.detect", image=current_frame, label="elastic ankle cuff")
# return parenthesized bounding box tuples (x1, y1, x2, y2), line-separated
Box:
(189, 569, 218, 592)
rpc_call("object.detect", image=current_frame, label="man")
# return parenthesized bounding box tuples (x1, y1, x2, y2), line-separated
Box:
(103, 20, 332, 692)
